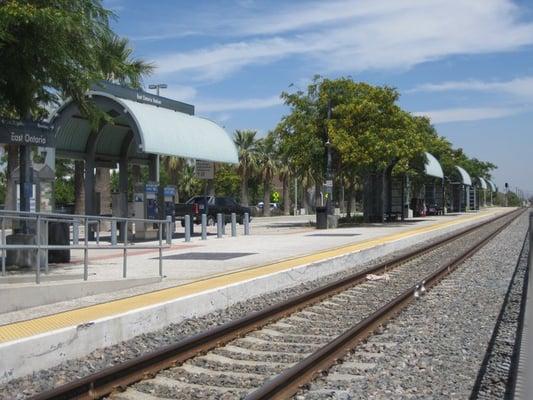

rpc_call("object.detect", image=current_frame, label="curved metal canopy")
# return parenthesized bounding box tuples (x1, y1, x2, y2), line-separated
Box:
(477, 177, 488, 189)
(424, 152, 444, 179)
(487, 179, 497, 192)
(455, 166, 472, 186)
(51, 91, 238, 164)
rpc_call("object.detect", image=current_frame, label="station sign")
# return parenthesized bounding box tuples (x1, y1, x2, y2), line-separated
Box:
(195, 160, 214, 180)
(0, 118, 55, 147)
(90, 81, 195, 115)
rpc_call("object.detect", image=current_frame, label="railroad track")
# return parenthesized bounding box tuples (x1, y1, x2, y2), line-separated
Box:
(31, 209, 523, 400)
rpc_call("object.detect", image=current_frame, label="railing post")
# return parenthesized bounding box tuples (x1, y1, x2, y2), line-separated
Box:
(244, 212, 250, 235)
(36, 215, 41, 284)
(123, 219, 128, 278)
(44, 219, 49, 274)
(1, 217, 5, 276)
(166, 216, 172, 245)
(159, 221, 163, 277)
(83, 217, 88, 281)
(217, 213, 223, 238)
(184, 215, 191, 242)
(201, 213, 207, 240)
(111, 220, 117, 246)
(231, 213, 237, 237)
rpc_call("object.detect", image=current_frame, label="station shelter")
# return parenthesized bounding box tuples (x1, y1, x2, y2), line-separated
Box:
(448, 165, 472, 212)
(475, 177, 488, 209)
(47, 81, 238, 235)
(381, 152, 445, 220)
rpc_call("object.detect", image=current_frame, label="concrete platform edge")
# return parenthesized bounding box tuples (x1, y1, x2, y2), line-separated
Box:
(0, 277, 163, 314)
(0, 212, 499, 383)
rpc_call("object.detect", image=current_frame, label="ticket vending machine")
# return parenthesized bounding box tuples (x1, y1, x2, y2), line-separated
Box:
(159, 185, 176, 236)
(133, 181, 159, 240)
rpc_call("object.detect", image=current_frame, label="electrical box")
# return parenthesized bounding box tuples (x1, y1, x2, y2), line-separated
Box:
(159, 185, 176, 237)
(133, 181, 159, 240)
(159, 186, 176, 221)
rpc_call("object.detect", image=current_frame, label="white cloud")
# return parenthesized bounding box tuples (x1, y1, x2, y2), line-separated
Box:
(152, 0, 533, 81)
(413, 106, 522, 124)
(196, 95, 282, 113)
(411, 76, 533, 100)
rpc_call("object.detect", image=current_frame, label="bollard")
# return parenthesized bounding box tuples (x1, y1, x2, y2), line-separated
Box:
(166, 216, 172, 244)
(217, 213, 223, 238)
(244, 212, 250, 235)
(231, 213, 237, 237)
(111, 220, 117, 246)
(185, 215, 191, 242)
(96, 221, 100, 245)
(73, 220, 79, 245)
(201, 213, 207, 240)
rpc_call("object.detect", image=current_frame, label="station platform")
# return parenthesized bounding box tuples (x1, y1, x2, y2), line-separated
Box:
(0, 208, 512, 383)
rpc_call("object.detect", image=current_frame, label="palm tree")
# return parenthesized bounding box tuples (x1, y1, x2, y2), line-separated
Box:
(256, 134, 277, 217)
(161, 156, 185, 201)
(75, 33, 153, 214)
(234, 130, 258, 206)
(178, 164, 202, 201)
(278, 163, 291, 215)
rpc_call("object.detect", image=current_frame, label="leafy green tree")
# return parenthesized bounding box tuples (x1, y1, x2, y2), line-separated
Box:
(278, 77, 325, 205)
(54, 159, 75, 206)
(234, 129, 258, 206)
(214, 164, 240, 198)
(325, 81, 424, 174)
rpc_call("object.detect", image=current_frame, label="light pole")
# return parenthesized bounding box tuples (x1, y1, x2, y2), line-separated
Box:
(148, 83, 167, 96)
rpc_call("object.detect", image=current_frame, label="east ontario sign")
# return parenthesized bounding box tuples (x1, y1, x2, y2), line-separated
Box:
(0, 118, 55, 147)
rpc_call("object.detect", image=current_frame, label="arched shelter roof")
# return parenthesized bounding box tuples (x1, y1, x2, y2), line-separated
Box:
(50, 82, 238, 165)
(455, 165, 472, 186)
(487, 180, 497, 192)
(477, 177, 488, 189)
(424, 152, 444, 179)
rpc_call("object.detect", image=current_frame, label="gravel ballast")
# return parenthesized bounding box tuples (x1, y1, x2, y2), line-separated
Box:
(297, 212, 528, 399)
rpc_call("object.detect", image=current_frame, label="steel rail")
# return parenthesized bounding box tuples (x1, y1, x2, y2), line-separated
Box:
(29, 209, 521, 400)
(245, 208, 524, 400)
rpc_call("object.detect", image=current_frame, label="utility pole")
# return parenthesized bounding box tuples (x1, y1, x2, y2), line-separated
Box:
(324, 100, 333, 215)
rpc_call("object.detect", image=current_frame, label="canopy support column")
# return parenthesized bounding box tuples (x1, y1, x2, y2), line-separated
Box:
(148, 154, 159, 182)
(118, 132, 133, 239)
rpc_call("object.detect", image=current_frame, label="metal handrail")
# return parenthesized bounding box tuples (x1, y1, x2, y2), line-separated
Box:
(0, 210, 173, 283)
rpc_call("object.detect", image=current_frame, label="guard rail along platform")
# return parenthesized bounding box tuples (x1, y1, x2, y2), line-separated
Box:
(0, 209, 173, 284)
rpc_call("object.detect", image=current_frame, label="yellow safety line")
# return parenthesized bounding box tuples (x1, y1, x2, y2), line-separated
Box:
(0, 210, 500, 344)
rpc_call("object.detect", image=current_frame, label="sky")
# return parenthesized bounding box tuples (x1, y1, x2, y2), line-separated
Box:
(104, 0, 533, 196)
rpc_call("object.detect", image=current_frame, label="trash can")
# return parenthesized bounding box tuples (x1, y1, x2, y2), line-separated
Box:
(48, 212, 71, 263)
(316, 206, 328, 229)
